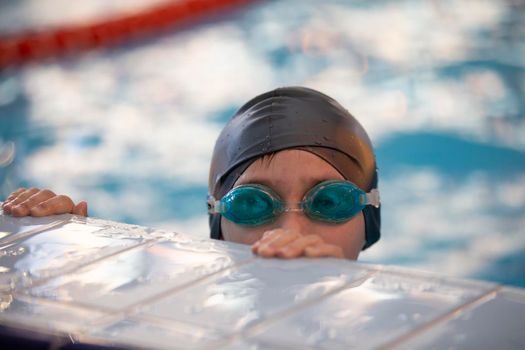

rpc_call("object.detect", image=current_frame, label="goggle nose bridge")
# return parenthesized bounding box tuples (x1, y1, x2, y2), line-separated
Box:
(280, 201, 305, 213)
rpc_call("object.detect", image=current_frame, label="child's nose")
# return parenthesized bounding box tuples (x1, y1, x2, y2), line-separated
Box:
(276, 210, 311, 235)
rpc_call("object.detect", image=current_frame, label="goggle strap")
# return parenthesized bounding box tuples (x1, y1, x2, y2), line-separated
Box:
(363, 189, 381, 208)
(207, 196, 222, 214)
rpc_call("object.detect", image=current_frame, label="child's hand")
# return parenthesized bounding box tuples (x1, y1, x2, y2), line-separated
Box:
(251, 229, 344, 259)
(2, 188, 88, 217)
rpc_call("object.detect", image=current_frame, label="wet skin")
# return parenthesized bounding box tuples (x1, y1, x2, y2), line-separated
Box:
(1, 150, 365, 259)
(221, 149, 366, 260)
(2, 188, 87, 217)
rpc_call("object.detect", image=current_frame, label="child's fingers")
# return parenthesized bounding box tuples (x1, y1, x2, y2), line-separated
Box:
(29, 195, 75, 217)
(254, 229, 300, 256)
(4, 188, 27, 203)
(252, 229, 288, 253)
(3, 188, 40, 213)
(251, 230, 278, 253)
(276, 234, 323, 259)
(2, 188, 87, 218)
(304, 244, 344, 259)
(10, 189, 56, 217)
(73, 201, 88, 217)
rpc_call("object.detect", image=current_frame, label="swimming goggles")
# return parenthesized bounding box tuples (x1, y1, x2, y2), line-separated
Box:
(208, 180, 380, 226)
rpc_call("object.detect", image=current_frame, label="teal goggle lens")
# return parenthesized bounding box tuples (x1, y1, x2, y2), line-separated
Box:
(303, 180, 367, 223)
(208, 180, 380, 226)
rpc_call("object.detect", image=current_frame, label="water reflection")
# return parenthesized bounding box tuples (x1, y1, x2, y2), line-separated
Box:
(0, 0, 523, 286)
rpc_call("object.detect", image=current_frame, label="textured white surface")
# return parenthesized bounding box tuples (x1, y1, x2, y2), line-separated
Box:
(0, 213, 524, 349)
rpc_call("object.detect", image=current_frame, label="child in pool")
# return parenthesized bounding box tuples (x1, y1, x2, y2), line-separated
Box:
(1, 87, 381, 260)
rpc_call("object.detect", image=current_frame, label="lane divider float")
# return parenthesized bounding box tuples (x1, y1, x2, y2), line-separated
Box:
(0, 0, 253, 69)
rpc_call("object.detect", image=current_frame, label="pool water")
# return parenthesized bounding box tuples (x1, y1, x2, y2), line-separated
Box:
(0, 0, 524, 287)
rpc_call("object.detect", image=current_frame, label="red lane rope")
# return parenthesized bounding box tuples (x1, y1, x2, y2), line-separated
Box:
(0, 0, 253, 70)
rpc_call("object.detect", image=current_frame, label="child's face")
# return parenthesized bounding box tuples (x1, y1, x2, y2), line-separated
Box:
(221, 149, 366, 259)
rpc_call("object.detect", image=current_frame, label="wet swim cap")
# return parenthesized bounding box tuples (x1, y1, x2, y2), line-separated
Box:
(208, 86, 380, 249)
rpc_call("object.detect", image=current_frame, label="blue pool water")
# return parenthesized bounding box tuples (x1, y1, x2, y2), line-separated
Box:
(0, 0, 524, 287)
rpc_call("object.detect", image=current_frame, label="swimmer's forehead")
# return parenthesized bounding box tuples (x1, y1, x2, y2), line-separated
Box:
(235, 173, 344, 188)
(234, 150, 345, 188)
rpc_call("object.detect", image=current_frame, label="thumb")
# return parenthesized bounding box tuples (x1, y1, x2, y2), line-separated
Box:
(73, 201, 88, 217)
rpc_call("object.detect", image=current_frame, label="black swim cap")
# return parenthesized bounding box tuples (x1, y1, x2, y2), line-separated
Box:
(208, 86, 380, 249)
